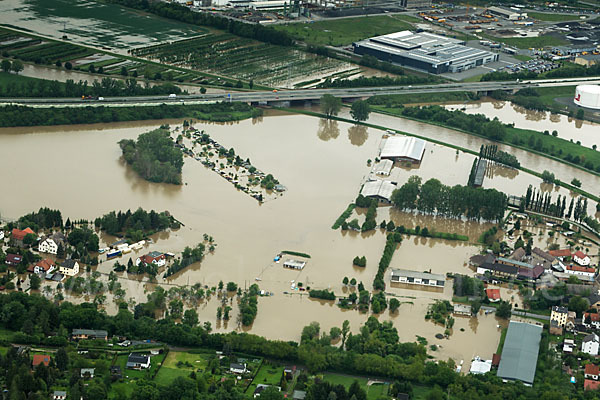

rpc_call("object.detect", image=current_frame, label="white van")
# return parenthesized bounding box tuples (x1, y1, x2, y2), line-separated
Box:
(168, 93, 177, 98)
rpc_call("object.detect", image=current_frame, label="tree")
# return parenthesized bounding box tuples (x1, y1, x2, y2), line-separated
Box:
(341, 320, 350, 349)
(389, 298, 400, 312)
(56, 347, 69, 371)
(120, 66, 128, 76)
(541, 170, 555, 184)
(29, 274, 41, 290)
(577, 108, 585, 120)
(320, 94, 342, 118)
(11, 60, 23, 75)
(1, 59, 11, 73)
(329, 326, 342, 340)
(350, 100, 371, 122)
(343, 277, 349, 285)
(568, 295, 590, 316)
(65, 61, 72, 70)
(183, 309, 198, 326)
(571, 178, 582, 188)
(496, 300, 512, 319)
(226, 281, 238, 292)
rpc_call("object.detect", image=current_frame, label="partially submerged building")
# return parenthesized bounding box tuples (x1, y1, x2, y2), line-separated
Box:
(379, 136, 426, 163)
(360, 180, 397, 203)
(496, 321, 543, 386)
(390, 269, 445, 288)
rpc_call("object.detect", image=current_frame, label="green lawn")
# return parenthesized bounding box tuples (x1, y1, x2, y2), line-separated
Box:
(513, 54, 533, 62)
(275, 14, 418, 46)
(246, 363, 284, 396)
(323, 373, 391, 400)
(497, 327, 508, 354)
(154, 350, 211, 385)
(369, 91, 478, 105)
(528, 12, 581, 22)
(0, 71, 48, 86)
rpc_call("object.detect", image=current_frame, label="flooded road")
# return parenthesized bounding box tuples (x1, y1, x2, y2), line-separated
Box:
(0, 110, 564, 365)
(445, 99, 600, 150)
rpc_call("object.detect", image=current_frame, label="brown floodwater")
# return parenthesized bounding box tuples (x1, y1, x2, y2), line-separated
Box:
(0, 111, 518, 364)
(445, 100, 600, 149)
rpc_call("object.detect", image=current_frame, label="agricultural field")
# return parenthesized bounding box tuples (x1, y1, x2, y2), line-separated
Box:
(0, 0, 203, 50)
(275, 14, 420, 46)
(131, 33, 354, 87)
(3, 39, 92, 64)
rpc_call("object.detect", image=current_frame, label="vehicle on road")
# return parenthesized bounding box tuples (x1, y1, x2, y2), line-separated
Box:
(168, 93, 177, 98)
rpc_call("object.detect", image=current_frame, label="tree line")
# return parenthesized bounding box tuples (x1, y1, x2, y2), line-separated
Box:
(391, 176, 507, 222)
(0, 76, 183, 98)
(107, 0, 293, 46)
(16, 207, 62, 231)
(119, 128, 184, 185)
(479, 144, 520, 168)
(164, 243, 205, 278)
(318, 74, 437, 89)
(524, 185, 588, 223)
(94, 208, 174, 238)
(0, 102, 259, 127)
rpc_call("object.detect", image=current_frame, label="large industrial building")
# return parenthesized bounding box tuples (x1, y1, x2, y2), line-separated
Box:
(353, 31, 499, 74)
(497, 321, 543, 386)
(379, 136, 426, 163)
(575, 85, 600, 110)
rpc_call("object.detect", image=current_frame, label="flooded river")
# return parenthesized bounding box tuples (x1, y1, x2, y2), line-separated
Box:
(0, 109, 575, 367)
(445, 99, 600, 150)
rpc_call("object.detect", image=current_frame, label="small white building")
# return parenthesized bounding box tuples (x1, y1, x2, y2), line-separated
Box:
(582, 333, 600, 356)
(230, 363, 247, 374)
(373, 159, 393, 176)
(0, 230, 4, 240)
(453, 304, 472, 316)
(360, 180, 397, 203)
(59, 260, 79, 276)
(574, 251, 591, 266)
(563, 339, 575, 353)
(469, 357, 492, 375)
(379, 136, 426, 163)
(390, 269, 445, 288)
(136, 251, 166, 267)
(283, 259, 306, 270)
(38, 238, 59, 255)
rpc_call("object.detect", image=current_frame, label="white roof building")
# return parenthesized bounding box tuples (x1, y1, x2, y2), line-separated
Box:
(470, 358, 492, 375)
(379, 136, 426, 163)
(373, 159, 393, 176)
(360, 180, 397, 203)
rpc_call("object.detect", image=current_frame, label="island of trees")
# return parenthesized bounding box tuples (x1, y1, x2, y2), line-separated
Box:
(119, 128, 183, 184)
(94, 208, 177, 241)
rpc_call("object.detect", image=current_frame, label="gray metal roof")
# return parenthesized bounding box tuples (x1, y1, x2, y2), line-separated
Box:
(373, 159, 393, 175)
(361, 180, 397, 202)
(380, 136, 426, 161)
(391, 269, 445, 282)
(497, 321, 543, 385)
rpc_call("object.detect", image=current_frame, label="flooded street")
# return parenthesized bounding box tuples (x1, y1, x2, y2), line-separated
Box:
(445, 99, 600, 149)
(5, 107, 594, 367)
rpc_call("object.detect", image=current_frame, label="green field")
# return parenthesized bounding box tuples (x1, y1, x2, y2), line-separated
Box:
(246, 363, 283, 396)
(275, 14, 419, 47)
(322, 373, 389, 400)
(513, 54, 533, 62)
(527, 12, 581, 22)
(131, 33, 350, 86)
(154, 350, 211, 384)
(368, 91, 478, 105)
(0, 0, 204, 49)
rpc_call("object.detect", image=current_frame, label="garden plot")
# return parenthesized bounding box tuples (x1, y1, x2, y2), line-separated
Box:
(131, 34, 354, 87)
(71, 53, 116, 67)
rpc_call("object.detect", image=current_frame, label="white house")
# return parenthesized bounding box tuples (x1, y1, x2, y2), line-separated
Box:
(38, 238, 59, 255)
(230, 363, 247, 374)
(33, 259, 56, 274)
(0, 230, 4, 240)
(582, 333, 600, 356)
(126, 353, 150, 369)
(563, 339, 575, 353)
(574, 250, 591, 266)
(59, 260, 79, 276)
(136, 251, 166, 268)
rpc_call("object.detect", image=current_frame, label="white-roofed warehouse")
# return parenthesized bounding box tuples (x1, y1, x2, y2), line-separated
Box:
(360, 180, 397, 203)
(380, 136, 426, 163)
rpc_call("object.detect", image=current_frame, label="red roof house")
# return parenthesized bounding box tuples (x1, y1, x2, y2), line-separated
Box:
(585, 363, 600, 378)
(549, 249, 572, 258)
(5, 254, 23, 266)
(486, 288, 501, 302)
(585, 379, 600, 391)
(11, 227, 34, 241)
(32, 354, 51, 367)
(33, 259, 55, 274)
(566, 265, 595, 274)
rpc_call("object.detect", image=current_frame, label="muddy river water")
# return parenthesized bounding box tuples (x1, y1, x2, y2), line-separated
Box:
(1, 109, 594, 370)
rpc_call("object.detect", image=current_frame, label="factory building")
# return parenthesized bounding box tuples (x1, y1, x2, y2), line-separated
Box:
(353, 31, 499, 74)
(487, 6, 527, 20)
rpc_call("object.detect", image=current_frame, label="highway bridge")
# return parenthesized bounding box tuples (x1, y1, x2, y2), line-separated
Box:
(0, 78, 598, 108)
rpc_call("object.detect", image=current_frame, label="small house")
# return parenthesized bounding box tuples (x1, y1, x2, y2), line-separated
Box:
(59, 259, 79, 276)
(38, 238, 59, 255)
(584, 313, 600, 329)
(585, 364, 600, 380)
(585, 379, 600, 391)
(80, 368, 95, 379)
(136, 251, 166, 268)
(110, 365, 122, 380)
(485, 288, 501, 302)
(563, 339, 575, 353)
(253, 384, 280, 398)
(292, 390, 307, 400)
(574, 251, 591, 266)
(71, 329, 108, 341)
(11, 227, 34, 247)
(453, 304, 472, 316)
(53, 391, 67, 400)
(229, 362, 247, 374)
(566, 264, 596, 278)
(126, 353, 151, 369)
(549, 320, 563, 336)
(283, 259, 305, 270)
(32, 354, 51, 367)
(32, 259, 55, 274)
(5, 253, 23, 266)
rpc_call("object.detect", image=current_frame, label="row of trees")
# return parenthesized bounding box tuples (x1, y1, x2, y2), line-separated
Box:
(318, 74, 437, 89)
(164, 243, 205, 278)
(119, 128, 183, 185)
(373, 233, 402, 291)
(239, 284, 260, 326)
(0, 102, 258, 128)
(391, 176, 507, 222)
(0, 76, 183, 98)
(479, 144, 520, 168)
(94, 208, 173, 237)
(524, 185, 588, 222)
(0, 59, 23, 74)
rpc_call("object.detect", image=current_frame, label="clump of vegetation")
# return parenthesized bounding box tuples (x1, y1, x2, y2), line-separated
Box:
(240, 284, 260, 326)
(352, 256, 366, 267)
(94, 208, 176, 240)
(164, 243, 205, 277)
(260, 174, 279, 190)
(119, 128, 183, 184)
(309, 289, 336, 301)
(332, 204, 356, 229)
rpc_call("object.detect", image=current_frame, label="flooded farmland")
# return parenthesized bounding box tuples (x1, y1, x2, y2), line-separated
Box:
(2, 108, 594, 368)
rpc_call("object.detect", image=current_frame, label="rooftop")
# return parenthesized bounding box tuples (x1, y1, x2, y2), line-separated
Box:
(497, 321, 543, 385)
(360, 180, 397, 202)
(380, 136, 426, 161)
(391, 269, 446, 282)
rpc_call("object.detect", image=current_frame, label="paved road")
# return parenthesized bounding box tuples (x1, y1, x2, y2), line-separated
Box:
(2, 78, 599, 107)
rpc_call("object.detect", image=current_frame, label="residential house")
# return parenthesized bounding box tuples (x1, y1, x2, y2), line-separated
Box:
(5, 254, 23, 266)
(11, 227, 34, 247)
(80, 368, 95, 379)
(126, 353, 151, 369)
(53, 391, 67, 400)
(566, 264, 596, 278)
(574, 251, 591, 266)
(453, 304, 472, 316)
(585, 379, 600, 391)
(31, 259, 55, 274)
(230, 363, 247, 374)
(0, 230, 4, 241)
(59, 259, 79, 276)
(549, 320, 563, 336)
(563, 339, 575, 353)
(38, 238, 58, 255)
(550, 306, 569, 327)
(71, 329, 108, 341)
(566, 311, 577, 331)
(582, 333, 600, 356)
(584, 313, 600, 329)
(496, 256, 534, 270)
(510, 247, 526, 262)
(589, 294, 600, 309)
(253, 384, 280, 398)
(283, 366, 294, 380)
(549, 249, 572, 259)
(136, 251, 166, 268)
(585, 364, 600, 380)
(476, 262, 518, 279)
(32, 354, 51, 367)
(485, 288, 501, 302)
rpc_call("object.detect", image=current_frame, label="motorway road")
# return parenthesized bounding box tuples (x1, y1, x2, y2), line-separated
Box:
(1, 78, 599, 107)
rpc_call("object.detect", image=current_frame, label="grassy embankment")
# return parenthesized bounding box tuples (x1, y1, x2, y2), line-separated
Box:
(527, 11, 583, 22)
(275, 14, 419, 47)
